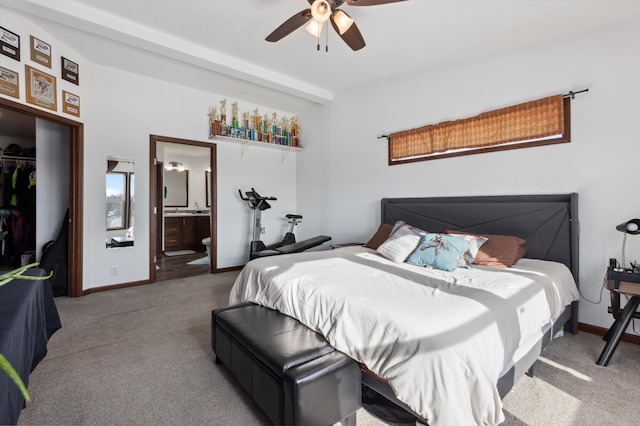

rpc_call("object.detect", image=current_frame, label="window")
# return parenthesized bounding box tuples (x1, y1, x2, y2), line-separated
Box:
(388, 94, 570, 165)
(129, 174, 135, 229)
(106, 171, 134, 230)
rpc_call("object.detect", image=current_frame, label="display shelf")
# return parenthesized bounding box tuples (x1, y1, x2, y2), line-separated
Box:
(210, 135, 303, 164)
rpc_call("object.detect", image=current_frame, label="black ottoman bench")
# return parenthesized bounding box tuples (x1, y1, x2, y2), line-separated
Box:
(212, 303, 361, 425)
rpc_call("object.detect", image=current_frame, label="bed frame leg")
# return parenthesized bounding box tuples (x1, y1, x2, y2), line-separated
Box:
(567, 301, 579, 335)
(526, 364, 535, 378)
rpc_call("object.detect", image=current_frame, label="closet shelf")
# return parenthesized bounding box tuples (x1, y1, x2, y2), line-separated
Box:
(210, 135, 303, 164)
(0, 154, 36, 163)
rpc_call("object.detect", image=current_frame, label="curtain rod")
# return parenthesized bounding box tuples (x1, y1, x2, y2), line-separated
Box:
(377, 88, 589, 139)
(563, 88, 589, 99)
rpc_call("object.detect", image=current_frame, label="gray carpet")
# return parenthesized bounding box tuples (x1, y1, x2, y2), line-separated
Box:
(18, 272, 640, 425)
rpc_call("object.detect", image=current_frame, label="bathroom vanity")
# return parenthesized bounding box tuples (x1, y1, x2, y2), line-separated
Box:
(164, 212, 210, 252)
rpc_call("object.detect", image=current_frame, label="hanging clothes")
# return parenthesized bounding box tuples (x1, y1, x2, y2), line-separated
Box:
(2, 164, 15, 208)
(11, 165, 33, 209)
(0, 165, 4, 208)
(2, 211, 13, 266)
(0, 159, 36, 266)
(10, 165, 19, 207)
(0, 214, 8, 257)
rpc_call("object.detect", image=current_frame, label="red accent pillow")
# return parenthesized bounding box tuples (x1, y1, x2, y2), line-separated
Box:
(364, 223, 394, 249)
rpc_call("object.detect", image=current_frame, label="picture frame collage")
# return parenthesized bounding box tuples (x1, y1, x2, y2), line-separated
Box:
(0, 26, 80, 117)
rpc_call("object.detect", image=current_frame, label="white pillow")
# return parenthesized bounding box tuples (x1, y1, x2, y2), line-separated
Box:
(376, 225, 423, 263)
(390, 220, 406, 236)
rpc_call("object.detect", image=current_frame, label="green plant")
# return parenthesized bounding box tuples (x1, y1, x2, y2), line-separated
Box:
(0, 263, 53, 402)
(0, 353, 30, 402)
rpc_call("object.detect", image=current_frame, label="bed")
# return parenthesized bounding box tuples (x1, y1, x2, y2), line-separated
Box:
(229, 193, 580, 425)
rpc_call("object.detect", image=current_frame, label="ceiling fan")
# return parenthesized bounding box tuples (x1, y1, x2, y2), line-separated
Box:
(266, 0, 407, 51)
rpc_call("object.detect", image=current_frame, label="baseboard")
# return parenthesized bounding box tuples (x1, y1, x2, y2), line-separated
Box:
(578, 322, 640, 345)
(214, 265, 243, 273)
(82, 267, 244, 295)
(83, 279, 153, 295)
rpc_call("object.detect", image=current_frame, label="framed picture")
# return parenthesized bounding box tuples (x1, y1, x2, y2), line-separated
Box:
(0, 27, 20, 61)
(0, 66, 19, 99)
(25, 65, 57, 111)
(62, 90, 80, 117)
(61, 57, 79, 85)
(30, 35, 52, 68)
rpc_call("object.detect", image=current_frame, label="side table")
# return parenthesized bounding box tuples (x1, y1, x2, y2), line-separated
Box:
(596, 268, 640, 366)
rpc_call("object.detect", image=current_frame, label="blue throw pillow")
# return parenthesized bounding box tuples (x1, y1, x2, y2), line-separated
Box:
(406, 233, 470, 271)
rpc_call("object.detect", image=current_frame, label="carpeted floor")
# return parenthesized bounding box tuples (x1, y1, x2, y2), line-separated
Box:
(17, 272, 640, 425)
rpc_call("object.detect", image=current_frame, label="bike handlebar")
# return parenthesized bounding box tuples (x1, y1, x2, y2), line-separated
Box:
(238, 188, 277, 201)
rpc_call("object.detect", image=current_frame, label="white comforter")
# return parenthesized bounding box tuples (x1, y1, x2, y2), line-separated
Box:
(229, 246, 579, 426)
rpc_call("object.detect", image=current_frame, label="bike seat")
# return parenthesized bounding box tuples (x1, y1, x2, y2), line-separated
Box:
(286, 214, 303, 220)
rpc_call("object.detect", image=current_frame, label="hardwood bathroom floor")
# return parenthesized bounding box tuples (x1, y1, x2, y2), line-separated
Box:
(155, 250, 210, 281)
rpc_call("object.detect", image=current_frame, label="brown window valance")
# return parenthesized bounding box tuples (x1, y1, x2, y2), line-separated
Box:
(388, 94, 570, 165)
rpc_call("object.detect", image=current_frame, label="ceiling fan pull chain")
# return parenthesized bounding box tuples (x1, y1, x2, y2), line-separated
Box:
(325, 21, 329, 52)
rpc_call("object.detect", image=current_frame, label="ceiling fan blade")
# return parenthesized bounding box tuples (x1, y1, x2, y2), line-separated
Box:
(345, 0, 407, 6)
(265, 9, 312, 42)
(331, 17, 366, 51)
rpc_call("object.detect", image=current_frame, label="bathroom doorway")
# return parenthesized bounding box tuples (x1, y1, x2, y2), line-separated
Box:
(149, 135, 216, 282)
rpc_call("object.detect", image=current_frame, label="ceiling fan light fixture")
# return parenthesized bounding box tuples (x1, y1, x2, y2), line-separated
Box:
(311, 0, 331, 23)
(304, 19, 324, 38)
(332, 10, 354, 35)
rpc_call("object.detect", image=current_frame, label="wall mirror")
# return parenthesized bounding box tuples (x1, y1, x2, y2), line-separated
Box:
(164, 167, 189, 207)
(106, 156, 135, 248)
(205, 170, 211, 207)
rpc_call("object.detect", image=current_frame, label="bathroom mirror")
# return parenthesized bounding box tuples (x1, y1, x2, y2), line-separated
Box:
(205, 171, 211, 207)
(164, 168, 188, 207)
(106, 156, 135, 247)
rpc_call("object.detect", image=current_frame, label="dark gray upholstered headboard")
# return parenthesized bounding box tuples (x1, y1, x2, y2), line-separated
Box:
(381, 194, 579, 285)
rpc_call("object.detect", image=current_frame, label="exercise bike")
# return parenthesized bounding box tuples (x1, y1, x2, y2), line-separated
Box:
(239, 188, 331, 260)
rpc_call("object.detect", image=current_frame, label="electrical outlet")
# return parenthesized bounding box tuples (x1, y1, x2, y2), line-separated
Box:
(111, 266, 118, 275)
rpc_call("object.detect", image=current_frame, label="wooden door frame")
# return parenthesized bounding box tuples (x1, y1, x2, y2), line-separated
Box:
(0, 98, 84, 297)
(149, 135, 217, 280)
(155, 161, 163, 257)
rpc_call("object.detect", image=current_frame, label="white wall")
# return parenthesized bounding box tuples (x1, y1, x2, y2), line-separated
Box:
(82, 65, 315, 288)
(0, 9, 85, 119)
(294, 102, 332, 243)
(312, 21, 640, 331)
(0, 7, 323, 290)
(0, 8, 76, 262)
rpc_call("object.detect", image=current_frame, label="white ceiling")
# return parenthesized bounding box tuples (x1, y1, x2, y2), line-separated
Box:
(3, 0, 640, 104)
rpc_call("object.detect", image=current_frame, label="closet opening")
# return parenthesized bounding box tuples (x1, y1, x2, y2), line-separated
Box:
(0, 98, 84, 297)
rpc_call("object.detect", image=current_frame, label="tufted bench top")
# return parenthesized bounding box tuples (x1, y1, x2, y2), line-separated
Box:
(214, 303, 334, 378)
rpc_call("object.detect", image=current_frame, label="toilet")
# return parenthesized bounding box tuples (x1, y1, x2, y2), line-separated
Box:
(202, 237, 211, 262)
